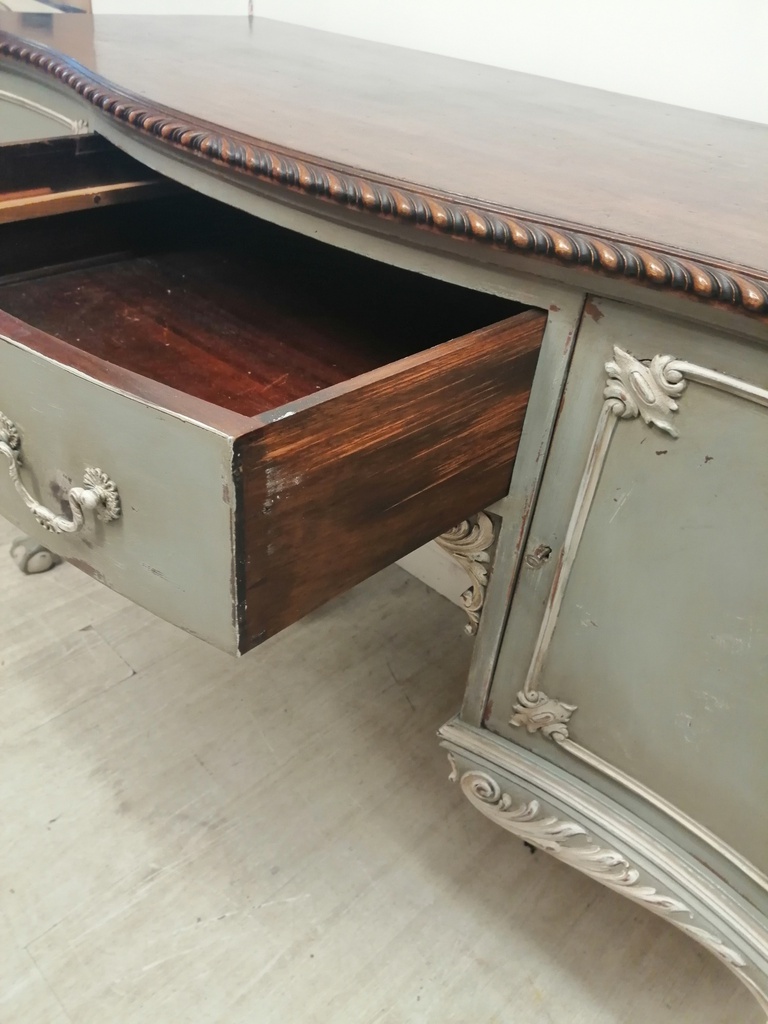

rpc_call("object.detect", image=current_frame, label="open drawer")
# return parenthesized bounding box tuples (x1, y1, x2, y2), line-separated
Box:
(0, 140, 545, 653)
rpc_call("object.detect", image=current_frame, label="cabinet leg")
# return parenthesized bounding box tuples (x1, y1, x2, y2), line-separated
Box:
(10, 537, 62, 575)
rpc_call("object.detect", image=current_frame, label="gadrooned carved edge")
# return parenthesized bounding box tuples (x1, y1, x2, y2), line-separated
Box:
(435, 512, 496, 635)
(1, 32, 768, 318)
(453, 763, 754, 977)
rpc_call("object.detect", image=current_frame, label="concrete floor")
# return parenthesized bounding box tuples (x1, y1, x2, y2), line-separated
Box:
(0, 514, 759, 1023)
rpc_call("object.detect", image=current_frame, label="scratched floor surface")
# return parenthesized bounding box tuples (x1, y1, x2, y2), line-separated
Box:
(0, 514, 759, 1024)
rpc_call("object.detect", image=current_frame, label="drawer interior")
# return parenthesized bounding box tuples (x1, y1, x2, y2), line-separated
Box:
(0, 136, 548, 652)
(0, 189, 526, 417)
(0, 134, 176, 224)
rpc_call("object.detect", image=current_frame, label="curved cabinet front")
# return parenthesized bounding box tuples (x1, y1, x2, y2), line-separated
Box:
(484, 298, 768, 896)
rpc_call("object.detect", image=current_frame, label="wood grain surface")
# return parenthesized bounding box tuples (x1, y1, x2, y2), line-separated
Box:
(0, 199, 521, 417)
(0, 15, 766, 316)
(0, 192, 539, 652)
(0, 135, 153, 195)
(0, 136, 172, 224)
(235, 311, 546, 651)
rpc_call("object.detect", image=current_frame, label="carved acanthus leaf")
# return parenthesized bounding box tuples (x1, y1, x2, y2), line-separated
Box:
(0, 412, 20, 450)
(436, 512, 496, 635)
(510, 689, 576, 742)
(677, 925, 748, 969)
(604, 347, 686, 437)
(457, 768, 749, 968)
(83, 467, 121, 522)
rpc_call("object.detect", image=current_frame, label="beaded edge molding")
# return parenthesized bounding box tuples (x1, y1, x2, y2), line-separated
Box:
(2, 32, 768, 317)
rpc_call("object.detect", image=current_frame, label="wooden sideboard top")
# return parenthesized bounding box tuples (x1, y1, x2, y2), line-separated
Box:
(1, 14, 767, 316)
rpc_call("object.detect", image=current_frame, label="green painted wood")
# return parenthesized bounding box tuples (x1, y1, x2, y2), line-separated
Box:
(0, 332, 238, 651)
(486, 298, 768, 890)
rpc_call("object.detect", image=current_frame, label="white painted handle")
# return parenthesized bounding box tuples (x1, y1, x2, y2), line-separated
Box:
(0, 413, 120, 534)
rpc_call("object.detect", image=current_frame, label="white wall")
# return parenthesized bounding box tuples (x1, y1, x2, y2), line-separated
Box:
(90, 0, 768, 124)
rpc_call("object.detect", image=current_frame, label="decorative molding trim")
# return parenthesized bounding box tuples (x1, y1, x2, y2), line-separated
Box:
(0, 87, 88, 133)
(463, 764, 762, 975)
(510, 351, 768, 892)
(556, 733, 768, 898)
(441, 724, 768, 1017)
(514, 402, 617, 738)
(453, 763, 768, 1003)
(456, 767, 750, 968)
(456, 770, 768, 983)
(435, 512, 495, 635)
(0, 413, 121, 534)
(1, 31, 768, 317)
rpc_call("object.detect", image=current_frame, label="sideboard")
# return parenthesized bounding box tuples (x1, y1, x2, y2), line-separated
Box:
(0, 13, 766, 1017)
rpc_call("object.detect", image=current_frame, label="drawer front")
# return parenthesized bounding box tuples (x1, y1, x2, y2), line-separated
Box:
(485, 298, 768, 889)
(0, 327, 237, 651)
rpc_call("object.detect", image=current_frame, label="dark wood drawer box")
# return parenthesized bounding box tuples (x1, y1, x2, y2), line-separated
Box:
(0, 144, 545, 653)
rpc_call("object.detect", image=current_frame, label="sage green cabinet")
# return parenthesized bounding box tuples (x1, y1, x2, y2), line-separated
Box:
(484, 298, 768, 884)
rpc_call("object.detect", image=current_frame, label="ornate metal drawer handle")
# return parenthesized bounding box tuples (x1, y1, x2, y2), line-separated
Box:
(0, 413, 120, 534)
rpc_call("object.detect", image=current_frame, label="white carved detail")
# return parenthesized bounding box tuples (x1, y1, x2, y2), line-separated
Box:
(436, 512, 495, 635)
(510, 689, 576, 742)
(0, 414, 121, 534)
(604, 346, 687, 437)
(457, 767, 749, 972)
(676, 925, 748, 970)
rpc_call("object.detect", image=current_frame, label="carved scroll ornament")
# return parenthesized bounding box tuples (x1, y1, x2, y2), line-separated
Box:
(505, 347, 768, 896)
(511, 346, 691, 743)
(604, 347, 687, 437)
(436, 512, 496, 635)
(509, 689, 576, 742)
(455, 765, 750, 973)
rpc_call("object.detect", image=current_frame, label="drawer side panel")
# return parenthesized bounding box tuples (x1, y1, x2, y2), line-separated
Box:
(236, 311, 546, 651)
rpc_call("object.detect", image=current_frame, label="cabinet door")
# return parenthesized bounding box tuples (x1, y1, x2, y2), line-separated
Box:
(485, 297, 768, 891)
